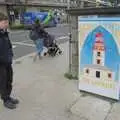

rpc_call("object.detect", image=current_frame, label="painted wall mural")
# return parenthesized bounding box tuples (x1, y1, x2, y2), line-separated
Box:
(78, 17, 120, 100)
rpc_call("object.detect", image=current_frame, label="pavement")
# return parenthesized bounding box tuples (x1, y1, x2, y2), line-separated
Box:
(0, 41, 80, 120)
(0, 41, 120, 120)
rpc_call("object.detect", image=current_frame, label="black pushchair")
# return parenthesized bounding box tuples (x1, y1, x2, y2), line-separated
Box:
(43, 33, 62, 57)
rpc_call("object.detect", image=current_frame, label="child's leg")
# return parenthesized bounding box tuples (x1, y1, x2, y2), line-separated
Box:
(38, 39, 44, 56)
(34, 39, 44, 59)
(33, 53, 38, 62)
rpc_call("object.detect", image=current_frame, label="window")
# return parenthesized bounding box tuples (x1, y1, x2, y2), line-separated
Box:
(108, 73, 112, 79)
(86, 69, 89, 74)
(97, 52, 101, 57)
(97, 59, 101, 64)
(96, 71, 100, 78)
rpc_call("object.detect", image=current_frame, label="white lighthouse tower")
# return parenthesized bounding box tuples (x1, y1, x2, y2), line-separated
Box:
(93, 33, 105, 66)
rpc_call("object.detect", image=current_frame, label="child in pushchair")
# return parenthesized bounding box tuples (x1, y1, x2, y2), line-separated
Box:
(43, 33, 62, 57)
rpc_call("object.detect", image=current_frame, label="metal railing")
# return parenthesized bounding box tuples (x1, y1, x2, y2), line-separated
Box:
(69, 0, 113, 9)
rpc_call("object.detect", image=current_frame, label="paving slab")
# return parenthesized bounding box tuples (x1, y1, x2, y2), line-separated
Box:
(70, 96, 111, 120)
(106, 103, 120, 120)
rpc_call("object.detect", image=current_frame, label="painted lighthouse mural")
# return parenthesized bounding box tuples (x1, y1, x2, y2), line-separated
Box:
(79, 21, 120, 100)
(93, 32, 105, 66)
(83, 32, 115, 82)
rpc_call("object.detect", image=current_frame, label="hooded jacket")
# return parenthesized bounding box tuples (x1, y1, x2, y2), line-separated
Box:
(0, 29, 13, 65)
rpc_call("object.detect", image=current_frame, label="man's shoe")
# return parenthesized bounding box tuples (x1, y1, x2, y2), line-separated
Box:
(4, 100, 16, 109)
(8, 97, 19, 104)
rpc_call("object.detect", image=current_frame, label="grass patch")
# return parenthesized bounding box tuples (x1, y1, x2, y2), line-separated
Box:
(10, 24, 24, 30)
(64, 72, 78, 80)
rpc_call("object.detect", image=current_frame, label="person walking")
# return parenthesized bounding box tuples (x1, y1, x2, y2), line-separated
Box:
(30, 19, 47, 61)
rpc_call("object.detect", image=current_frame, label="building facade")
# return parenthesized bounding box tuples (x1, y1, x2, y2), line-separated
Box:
(0, 0, 68, 15)
(0, 0, 8, 15)
(0, 0, 67, 25)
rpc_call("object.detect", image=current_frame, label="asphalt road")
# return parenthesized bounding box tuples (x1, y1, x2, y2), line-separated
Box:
(9, 26, 69, 60)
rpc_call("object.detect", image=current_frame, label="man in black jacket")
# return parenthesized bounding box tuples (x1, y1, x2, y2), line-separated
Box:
(0, 13, 19, 109)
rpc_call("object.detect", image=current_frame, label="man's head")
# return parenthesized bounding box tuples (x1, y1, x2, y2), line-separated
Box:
(0, 13, 9, 29)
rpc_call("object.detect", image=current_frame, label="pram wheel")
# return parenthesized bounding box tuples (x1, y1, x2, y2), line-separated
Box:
(44, 52, 47, 56)
(59, 50, 62, 55)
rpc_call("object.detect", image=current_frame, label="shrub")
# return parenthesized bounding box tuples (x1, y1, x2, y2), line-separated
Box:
(10, 24, 24, 30)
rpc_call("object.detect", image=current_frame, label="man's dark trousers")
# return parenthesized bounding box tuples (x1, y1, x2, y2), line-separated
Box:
(0, 64, 13, 102)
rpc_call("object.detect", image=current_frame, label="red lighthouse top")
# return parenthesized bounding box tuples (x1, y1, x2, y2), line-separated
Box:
(96, 33, 103, 37)
(93, 33, 105, 51)
(95, 33, 104, 44)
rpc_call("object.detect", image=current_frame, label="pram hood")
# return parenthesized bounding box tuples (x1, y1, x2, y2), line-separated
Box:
(44, 34, 55, 47)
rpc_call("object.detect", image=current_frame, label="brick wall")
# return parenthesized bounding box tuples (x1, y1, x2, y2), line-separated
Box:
(0, 5, 7, 15)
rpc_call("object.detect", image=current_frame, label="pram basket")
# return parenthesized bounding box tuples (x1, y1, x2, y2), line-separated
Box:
(43, 34, 62, 56)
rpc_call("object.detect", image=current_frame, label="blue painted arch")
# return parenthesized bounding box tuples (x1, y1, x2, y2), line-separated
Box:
(80, 26, 120, 81)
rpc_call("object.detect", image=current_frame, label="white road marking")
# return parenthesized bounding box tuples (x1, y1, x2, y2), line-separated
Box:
(12, 36, 69, 47)
(56, 36, 69, 40)
(13, 42, 35, 47)
(21, 36, 69, 43)
(22, 40, 32, 43)
(13, 45, 16, 48)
